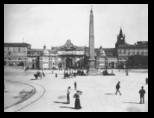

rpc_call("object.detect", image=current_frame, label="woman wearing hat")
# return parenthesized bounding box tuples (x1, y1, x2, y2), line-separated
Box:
(74, 90, 82, 109)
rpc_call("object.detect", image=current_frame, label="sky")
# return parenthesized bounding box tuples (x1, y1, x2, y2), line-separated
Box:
(4, 4, 148, 49)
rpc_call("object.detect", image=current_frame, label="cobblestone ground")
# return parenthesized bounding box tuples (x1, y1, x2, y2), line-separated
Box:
(4, 81, 33, 108)
(4, 69, 148, 112)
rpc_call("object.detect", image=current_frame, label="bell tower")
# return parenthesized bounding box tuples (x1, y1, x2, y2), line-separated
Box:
(115, 27, 126, 48)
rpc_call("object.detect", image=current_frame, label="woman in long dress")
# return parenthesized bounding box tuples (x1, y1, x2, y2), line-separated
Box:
(74, 90, 82, 109)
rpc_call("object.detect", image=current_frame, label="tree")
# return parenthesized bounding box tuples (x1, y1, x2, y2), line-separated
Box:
(126, 55, 148, 69)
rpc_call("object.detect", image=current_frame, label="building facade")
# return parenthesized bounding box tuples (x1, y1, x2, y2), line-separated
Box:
(4, 10, 148, 69)
(27, 48, 43, 69)
(4, 43, 31, 66)
(4, 29, 148, 70)
(115, 29, 148, 66)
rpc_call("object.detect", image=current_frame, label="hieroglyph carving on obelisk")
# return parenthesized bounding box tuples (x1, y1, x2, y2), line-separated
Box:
(89, 8, 95, 61)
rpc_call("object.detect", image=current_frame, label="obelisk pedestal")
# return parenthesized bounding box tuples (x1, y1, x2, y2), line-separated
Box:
(89, 59, 97, 74)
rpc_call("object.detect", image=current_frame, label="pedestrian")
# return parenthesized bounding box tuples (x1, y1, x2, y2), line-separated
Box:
(24, 66, 26, 71)
(74, 81, 77, 90)
(42, 72, 45, 77)
(55, 73, 57, 77)
(67, 87, 71, 104)
(73, 90, 82, 110)
(111, 69, 113, 74)
(86, 69, 88, 75)
(42, 69, 45, 77)
(146, 78, 148, 85)
(126, 69, 128, 76)
(115, 81, 122, 95)
(139, 86, 146, 104)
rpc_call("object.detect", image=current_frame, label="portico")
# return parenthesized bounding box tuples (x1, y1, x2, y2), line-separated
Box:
(56, 40, 85, 69)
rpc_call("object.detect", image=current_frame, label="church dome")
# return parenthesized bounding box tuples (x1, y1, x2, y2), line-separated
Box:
(98, 46, 106, 57)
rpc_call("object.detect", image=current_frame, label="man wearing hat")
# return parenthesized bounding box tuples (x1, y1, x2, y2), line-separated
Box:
(139, 86, 146, 104)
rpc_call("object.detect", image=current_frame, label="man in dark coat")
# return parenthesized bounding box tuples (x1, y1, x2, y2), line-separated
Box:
(74, 81, 77, 90)
(115, 81, 122, 95)
(139, 86, 146, 104)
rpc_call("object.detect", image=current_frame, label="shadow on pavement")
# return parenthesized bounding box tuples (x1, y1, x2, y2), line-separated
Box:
(30, 78, 38, 81)
(123, 102, 140, 104)
(60, 106, 75, 109)
(53, 101, 68, 104)
(105, 93, 115, 95)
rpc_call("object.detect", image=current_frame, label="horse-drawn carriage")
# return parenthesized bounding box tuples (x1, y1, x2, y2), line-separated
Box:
(34, 71, 45, 79)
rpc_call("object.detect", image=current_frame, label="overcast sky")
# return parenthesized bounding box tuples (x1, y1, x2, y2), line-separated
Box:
(4, 4, 148, 49)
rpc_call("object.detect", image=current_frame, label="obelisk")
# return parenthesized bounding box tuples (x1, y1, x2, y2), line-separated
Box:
(88, 8, 97, 74)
